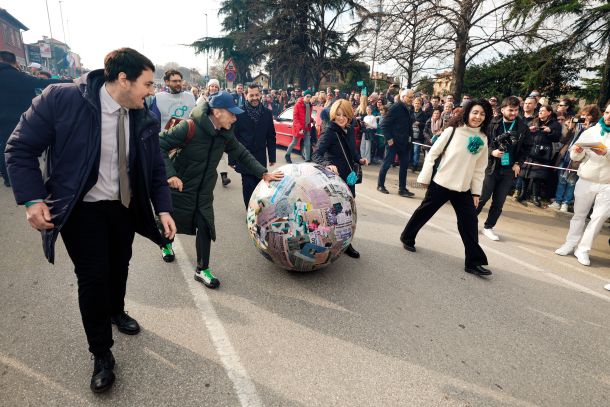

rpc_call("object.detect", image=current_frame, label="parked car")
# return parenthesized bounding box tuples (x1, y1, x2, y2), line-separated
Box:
(274, 105, 362, 151)
(274, 106, 324, 151)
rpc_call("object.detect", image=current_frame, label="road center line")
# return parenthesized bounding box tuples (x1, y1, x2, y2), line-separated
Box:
(172, 236, 263, 407)
(358, 192, 610, 302)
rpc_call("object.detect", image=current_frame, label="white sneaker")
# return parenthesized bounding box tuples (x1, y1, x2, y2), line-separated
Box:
(560, 203, 569, 212)
(548, 202, 561, 210)
(482, 228, 500, 241)
(555, 244, 574, 256)
(574, 250, 590, 266)
(604, 283, 610, 291)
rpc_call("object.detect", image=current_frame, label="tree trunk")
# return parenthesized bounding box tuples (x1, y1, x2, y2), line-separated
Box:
(451, 36, 468, 100)
(599, 45, 610, 108)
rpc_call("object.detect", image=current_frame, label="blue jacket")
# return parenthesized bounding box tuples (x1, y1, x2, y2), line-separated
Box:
(5, 69, 172, 263)
(381, 101, 413, 146)
(231, 107, 277, 175)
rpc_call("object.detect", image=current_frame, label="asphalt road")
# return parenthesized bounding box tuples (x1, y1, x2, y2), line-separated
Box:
(1, 154, 609, 407)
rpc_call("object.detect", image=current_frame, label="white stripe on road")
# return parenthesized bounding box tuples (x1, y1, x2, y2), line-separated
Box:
(172, 237, 263, 407)
(358, 192, 610, 302)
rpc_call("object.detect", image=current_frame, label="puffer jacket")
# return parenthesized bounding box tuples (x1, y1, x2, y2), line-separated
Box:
(159, 102, 267, 239)
(570, 122, 610, 184)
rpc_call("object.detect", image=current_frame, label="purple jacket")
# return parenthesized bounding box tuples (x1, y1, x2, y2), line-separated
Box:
(5, 69, 172, 263)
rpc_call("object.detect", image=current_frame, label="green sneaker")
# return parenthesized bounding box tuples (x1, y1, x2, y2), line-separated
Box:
(161, 243, 175, 263)
(194, 268, 220, 289)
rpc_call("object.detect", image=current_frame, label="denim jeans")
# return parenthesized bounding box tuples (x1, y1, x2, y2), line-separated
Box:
(555, 172, 577, 204)
(286, 136, 298, 157)
(412, 143, 421, 168)
(302, 132, 311, 161)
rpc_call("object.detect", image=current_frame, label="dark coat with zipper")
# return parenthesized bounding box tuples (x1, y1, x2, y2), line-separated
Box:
(5, 69, 172, 263)
(486, 115, 529, 175)
(312, 121, 361, 196)
(380, 101, 413, 148)
(230, 106, 276, 175)
(522, 117, 562, 180)
(159, 102, 268, 240)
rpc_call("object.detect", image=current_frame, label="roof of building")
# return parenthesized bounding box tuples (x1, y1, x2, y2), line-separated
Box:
(0, 8, 29, 31)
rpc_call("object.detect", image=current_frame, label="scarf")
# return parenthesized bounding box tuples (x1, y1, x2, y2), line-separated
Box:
(599, 118, 610, 136)
(431, 117, 442, 134)
(244, 101, 264, 123)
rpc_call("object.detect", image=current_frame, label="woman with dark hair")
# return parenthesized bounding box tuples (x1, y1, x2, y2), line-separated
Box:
(517, 105, 562, 206)
(400, 99, 493, 276)
(313, 99, 368, 259)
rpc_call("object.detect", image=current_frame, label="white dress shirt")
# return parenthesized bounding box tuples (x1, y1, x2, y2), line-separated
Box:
(83, 84, 130, 202)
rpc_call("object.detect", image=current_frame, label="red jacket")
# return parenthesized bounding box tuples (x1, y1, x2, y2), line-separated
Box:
(292, 97, 313, 138)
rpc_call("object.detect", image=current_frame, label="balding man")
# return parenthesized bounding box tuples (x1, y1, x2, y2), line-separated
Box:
(377, 88, 415, 197)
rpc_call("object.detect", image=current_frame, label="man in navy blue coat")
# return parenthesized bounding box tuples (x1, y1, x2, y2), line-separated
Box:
(0, 51, 71, 187)
(5, 48, 176, 394)
(231, 83, 277, 207)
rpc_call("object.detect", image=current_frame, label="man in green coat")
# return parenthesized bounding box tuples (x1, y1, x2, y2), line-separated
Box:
(159, 91, 283, 288)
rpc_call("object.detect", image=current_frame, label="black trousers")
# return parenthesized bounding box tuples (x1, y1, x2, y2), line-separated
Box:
(241, 174, 260, 208)
(60, 201, 135, 355)
(195, 211, 212, 270)
(476, 168, 515, 229)
(401, 182, 488, 267)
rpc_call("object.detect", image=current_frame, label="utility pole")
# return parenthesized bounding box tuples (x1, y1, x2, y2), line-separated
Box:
(370, 0, 382, 93)
(59, 1, 67, 44)
(44, 0, 54, 73)
(204, 13, 209, 79)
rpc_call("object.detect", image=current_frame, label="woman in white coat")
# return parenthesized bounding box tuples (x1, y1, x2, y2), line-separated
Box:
(555, 102, 610, 266)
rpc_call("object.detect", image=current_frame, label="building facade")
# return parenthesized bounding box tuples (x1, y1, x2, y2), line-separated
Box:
(0, 8, 28, 67)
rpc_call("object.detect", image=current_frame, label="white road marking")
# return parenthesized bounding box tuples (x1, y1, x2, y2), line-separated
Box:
(517, 245, 609, 283)
(358, 192, 610, 302)
(172, 237, 263, 407)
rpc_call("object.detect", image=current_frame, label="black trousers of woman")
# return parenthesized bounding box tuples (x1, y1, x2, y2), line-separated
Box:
(400, 182, 488, 267)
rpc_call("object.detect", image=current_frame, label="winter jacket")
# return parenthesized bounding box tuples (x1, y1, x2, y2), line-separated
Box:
(411, 109, 427, 142)
(381, 101, 413, 146)
(159, 102, 267, 240)
(231, 106, 277, 175)
(522, 117, 562, 179)
(313, 121, 361, 185)
(570, 122, 610, 184)
(5, 69, 171, 263)
(292, 97, 314, 138)
(486, 116, 529, 174)
(0, 62, 71, 138)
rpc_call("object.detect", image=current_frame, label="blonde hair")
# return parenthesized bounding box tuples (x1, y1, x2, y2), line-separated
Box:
(330, 99, 354, 121)
(357, 94, 368, 116)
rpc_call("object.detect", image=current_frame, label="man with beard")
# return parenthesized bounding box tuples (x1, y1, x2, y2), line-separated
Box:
(232, 84, 277, 207)
(151, 69, 196, 128)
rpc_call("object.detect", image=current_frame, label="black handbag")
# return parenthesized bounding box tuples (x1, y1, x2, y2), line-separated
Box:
(431, 127, 457, 179)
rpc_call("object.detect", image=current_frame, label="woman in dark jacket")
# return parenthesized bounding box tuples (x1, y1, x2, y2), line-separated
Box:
(517, 105, 562, 206)
(313, 99, 368, 259)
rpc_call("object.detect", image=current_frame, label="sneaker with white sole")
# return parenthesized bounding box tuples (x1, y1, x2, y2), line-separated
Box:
(482, 228, 500, 241)
(548, 202, 561, 210)
(574, 250, 590, 266)
(604, 283, 610, 291)
(555, 244, 574, 256)
(560, 203, 569, 212)
(194, 267, 220, 289)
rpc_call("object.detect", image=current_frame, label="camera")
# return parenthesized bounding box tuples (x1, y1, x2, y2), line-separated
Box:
(493, 131, 519, 152)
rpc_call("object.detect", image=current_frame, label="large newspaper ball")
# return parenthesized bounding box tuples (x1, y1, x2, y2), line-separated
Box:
(247, 163, 357, 272)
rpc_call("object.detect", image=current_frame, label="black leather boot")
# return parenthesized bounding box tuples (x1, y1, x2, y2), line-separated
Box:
(90, 351, 116, 393)
(221, 172, 231, 187)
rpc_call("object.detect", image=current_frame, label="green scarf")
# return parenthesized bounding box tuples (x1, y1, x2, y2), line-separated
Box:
(599, 118, 610, 135)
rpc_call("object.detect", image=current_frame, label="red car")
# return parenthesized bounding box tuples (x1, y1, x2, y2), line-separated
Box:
(274, 105, 362, 151)
(273, 105, 324, 151)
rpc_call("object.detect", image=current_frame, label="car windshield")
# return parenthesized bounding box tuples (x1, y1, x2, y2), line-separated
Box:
(279, 108, 293, 121)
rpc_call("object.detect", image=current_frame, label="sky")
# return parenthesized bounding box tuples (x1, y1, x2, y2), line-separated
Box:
(5, 0, 225, 73)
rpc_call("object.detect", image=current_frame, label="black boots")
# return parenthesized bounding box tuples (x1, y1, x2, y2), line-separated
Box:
(91, 351, 116, 393)
(344, 245, 360, 258)
(221, 172, 231, 187)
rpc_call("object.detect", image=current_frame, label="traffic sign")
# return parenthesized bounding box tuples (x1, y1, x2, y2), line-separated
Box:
(224, 58, 237, 73)
(225, 71, 236, 82)
(203, 75, 210, 82)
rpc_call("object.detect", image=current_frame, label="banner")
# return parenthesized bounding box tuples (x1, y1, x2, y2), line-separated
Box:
(39, 43, 52, 58)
